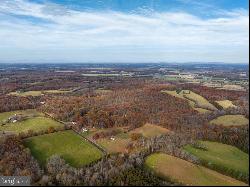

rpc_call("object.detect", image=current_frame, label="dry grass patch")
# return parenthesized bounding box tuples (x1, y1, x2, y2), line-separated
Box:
(8, 90, 71, 97)
(162, 90, 215, 113)
(129, 123, 170, 138)
(210, 115, 249, 127)
(97, 137, 131, 154)
(215, 100, 237, 109)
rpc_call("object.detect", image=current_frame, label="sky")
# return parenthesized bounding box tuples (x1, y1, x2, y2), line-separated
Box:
(0, 0, 249, 63)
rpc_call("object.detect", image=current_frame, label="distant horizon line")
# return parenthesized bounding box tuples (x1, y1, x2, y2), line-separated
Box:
(0, 62, 249, 65)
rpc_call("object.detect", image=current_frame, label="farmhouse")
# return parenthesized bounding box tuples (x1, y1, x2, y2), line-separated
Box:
(8, 114, 24, 123)
(82, 127, 88, 133)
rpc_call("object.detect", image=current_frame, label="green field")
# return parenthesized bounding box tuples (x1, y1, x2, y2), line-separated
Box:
(215, 100, 237, 109)
(145, 153, 247, 186)
(8, 89, 71, 96)
(0, 109, 43, 124)
(210, 115, 249, 126)
(162, 90, 216, 113)
(23, 130, 103, 167)
(0, 116, 63, 134)
(183, 141, 249, 182)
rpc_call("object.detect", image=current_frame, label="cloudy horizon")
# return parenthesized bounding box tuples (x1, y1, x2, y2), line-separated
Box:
(0, 0, 249, 64)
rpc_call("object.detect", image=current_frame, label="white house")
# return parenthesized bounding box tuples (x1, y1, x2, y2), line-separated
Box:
(82, 128, 88, 133)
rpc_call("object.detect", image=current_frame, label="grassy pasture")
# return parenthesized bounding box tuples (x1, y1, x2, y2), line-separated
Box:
(0, 116, 63, 134)
(194, 107, 212, 113)
(83, 127, 122, 139)
(181, 90, 217, 110)
(23, 130, 103, 167)
(218, 84, 245, 91)
(84, 127, 132, 154)
(215, 100, 237, 109)
(210, 115, 249, 127)
(145, 153, 247, 186)
(183, 141, 249, 182)
(8, 89, 71, 96)
(97, 137, 131, 154)
(93, 124, 170, 154)
(162, 90, 215, 113)
(9, 91, 43, 96)
(0, 109, 43, 124)
(129, 123, 170, 138)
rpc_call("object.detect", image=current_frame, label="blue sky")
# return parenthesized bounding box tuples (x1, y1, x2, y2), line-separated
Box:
(0, 0, 249, 63)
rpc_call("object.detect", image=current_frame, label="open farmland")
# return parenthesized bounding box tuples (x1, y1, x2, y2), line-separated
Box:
(83, 127, 133, 154)
(162, 90, 216, 113)
(81, 73, 131, 77)
(181, 90, 217, 110)
(97, 136, 131, 154)
(8, 89, 71, 97)
(145, 153, 247, 186)
(210, 115, 249, 126)
(90, 124, 170, 153)
(23, 130, 103, 167)
(218, 84, 246, 91)
(184, 141, 249, 182)
(0, 116, 63, 134)
(215, 100, 237, 109)
(129, 123, 170, 138)
(8, 91, 44, 97)
(0, 109, 43, 124)
(0, 62, 249, 186)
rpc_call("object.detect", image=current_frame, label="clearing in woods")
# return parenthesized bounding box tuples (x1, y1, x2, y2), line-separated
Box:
(183, 141, 249, 182)
(8, 89, 71, 96)
(23, 130, 103, 167)
(210, 115, 249, 126)
(0, 109, 43, 123)
(129, 123, 170, 138)
(85, 127, 133, 154)
(145, 153, 247, 186)
(161, 90, 216, 113)
(215, 100, 237, 109)
(0, 116, 63, 134)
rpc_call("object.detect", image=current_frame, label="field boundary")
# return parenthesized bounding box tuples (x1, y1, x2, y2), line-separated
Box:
(43, 112, 107, 155)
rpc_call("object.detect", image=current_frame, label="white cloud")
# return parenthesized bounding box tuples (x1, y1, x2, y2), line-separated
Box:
(0, 0, 249, 63)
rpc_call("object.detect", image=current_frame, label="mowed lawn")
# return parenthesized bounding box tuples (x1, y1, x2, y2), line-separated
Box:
(0, 117, 63, 134)
(215, 100, 237, 109)
(145, 153, 247, 186)
(129, 123, 170, 138)
(210, 115, 249, 126)
(183, 141, 249, 181)
(23, 130, 103, 167)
